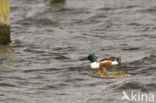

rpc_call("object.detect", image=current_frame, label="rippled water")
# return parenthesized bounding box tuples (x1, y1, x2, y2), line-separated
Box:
(0, 0, 156, 102)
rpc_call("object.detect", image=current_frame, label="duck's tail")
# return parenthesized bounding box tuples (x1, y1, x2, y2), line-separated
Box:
(117, 57, 121, 64)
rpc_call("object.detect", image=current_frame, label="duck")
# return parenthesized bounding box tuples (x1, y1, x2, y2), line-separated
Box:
(87, 54, 122, 77)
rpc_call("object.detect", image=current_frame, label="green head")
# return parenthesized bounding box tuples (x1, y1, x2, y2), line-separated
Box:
(88, 54, 97, 62)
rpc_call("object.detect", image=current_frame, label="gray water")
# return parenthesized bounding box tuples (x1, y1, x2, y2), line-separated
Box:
(0, 0, 156, 103)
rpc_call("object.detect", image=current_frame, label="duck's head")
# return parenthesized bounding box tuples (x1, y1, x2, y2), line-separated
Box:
(88, 54, 97, 62)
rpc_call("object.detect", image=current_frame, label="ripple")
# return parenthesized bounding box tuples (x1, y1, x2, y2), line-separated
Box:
(0, 82, 17, 87)
(145, 83, 156, 91)
(8, 0, 156, 103)
(137, 7, 156, 13)
(121, 47, 141, 51)
(22, 68, 63, 73)
(117, 81, 144, 90)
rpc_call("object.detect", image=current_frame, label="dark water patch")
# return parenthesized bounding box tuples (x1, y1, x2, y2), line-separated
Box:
(137, 69, 152, 76)
(12, 39, 23, 47)
(121, 47, 141, 51)
(39, 85, 59, 90)
(0, 82, 17, 87)
(29, 57, 53, 62)
(98, 7, 115, 11)
(101, 46, 116, 51)
(83, 19, 101, 25)
(125, 34, 156, 38)
(148, 67, 156, 71)
(55, 92, 68, 95)
(87, 98, 107, 103)
(0, 69, 19, 74)
(45, 29, 54, 32)
(0, 76, 23, 80)
(67, 66, 89, 72)
(7, 76, 26, 81)
(74, 19, 101, 25)
(23, 18, 60, 27)
(57, 8, 90, 15)
(127, 55, 156, 66)
(12, 40, 40, 49)
(88, 83, 97, 87)
(5, 98, 25, 103)
(73, 35, 88, 39)
(128, 23, 141, 26)
(0, 94, 5, 96)
(142, 55, 156, 64)
(59, 83, 69, 87)
(36, 19, 59, 26)
(145, 83, 156, 91)
(11, 6, 19, 12)
(53, 46, 75, 52)
(136, 7, 156, 13)
(22, 68, 63, 73)
(54, 8, 74, 12)
(92, 28, 108, 31)
(16, 81, 32, 86)
(79, 57, 88, 61)
(50, 52, 70, 60)
(88, 14, 107, 20)
(90, 35, 121, 40)
(65, 78, 86, 83)
(78, 69, 92, 77)
(142, 34, 156, 38)
(122, 5, 141, 9)
(39, 82, 70, 90)
(98, 5, 140, 12)
(118, 54, 156, 76)
(24, 48, 46, 54)
(116, 82, 156, 92)
(18, 20, 32, 26)
(40, 53, 53, 57)
(54, 55, 69, 60)
(0, 60, 5, 66)
(81, 33, 91, 36)
(119, 43, 128, 46)
(115, 81, 144, 90)
(74, 14, 103, 25)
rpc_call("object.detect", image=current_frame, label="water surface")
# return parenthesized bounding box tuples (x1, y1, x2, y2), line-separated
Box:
(0, 0, 156, 102)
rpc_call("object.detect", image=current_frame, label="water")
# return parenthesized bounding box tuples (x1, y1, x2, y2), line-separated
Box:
(0, 0, 156, 102)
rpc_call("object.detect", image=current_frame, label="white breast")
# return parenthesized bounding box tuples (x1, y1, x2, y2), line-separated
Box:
(112, 61, 118, 65)
(90, 62, 99, 69)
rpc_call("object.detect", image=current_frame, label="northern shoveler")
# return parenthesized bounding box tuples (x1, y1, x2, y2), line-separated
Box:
(88, 54, 125, 78)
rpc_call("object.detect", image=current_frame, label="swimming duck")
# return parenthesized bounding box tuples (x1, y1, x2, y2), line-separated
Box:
(88, 54, 121, 77)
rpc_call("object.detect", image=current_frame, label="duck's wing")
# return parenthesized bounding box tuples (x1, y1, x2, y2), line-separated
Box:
(100, 56, 121, 63)
(100, 58, 109, 62)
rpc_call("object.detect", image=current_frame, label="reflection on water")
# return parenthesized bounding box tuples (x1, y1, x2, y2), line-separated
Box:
(0, 46, 14, 69)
